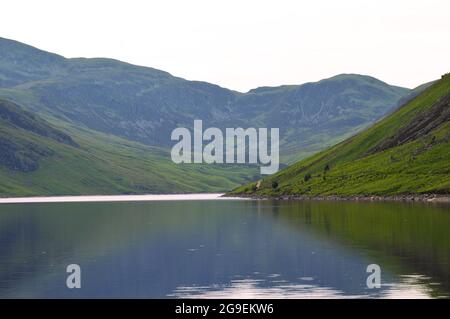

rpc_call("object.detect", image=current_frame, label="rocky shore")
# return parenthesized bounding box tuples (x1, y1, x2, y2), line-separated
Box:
(224, 193, 450, 203)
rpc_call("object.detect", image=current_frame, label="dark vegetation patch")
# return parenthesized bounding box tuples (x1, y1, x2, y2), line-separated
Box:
(0, 99, 78, 172)
(367, 92, 450, 155)
(0, 99, 78, 147)
(0, 137, 53, 172)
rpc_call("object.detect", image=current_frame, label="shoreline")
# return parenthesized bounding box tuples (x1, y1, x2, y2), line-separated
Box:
(0, 192, 448, 204)
(223, 193, 450, 203)
(0, 193, 231, 204)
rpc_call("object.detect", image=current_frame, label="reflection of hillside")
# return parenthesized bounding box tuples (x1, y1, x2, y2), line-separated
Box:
(0, 200, 448, 298)
(269, 200, 450, 297)
(0, 201, 210, 295)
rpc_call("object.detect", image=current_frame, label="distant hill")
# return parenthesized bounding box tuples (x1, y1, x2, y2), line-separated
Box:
(231, 74, 450, 196)
(0, 98, 259, 196)
(0, 37, 412, 164)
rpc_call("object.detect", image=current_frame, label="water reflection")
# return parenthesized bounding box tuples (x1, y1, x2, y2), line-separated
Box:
(0, 197, 448, 298)
(170, 277, 433, 299)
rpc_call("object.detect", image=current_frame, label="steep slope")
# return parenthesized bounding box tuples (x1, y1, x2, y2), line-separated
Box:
(0, 37, 411, 163)
(231, 73, 450, 196)
(0, 99, 259, 197)
(0, 99, 77, 172)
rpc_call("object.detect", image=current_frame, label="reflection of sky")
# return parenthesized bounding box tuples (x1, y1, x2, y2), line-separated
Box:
(0, 198, 441, 298)
(169, 277, 432, 299)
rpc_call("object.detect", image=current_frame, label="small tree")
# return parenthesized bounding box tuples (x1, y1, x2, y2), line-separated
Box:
(324, 164, 330, 172)
(304, 173, 312, 182)
(272, 181, 279, 189)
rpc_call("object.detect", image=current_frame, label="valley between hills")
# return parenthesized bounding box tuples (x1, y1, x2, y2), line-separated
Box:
(0, 36, 447, 197)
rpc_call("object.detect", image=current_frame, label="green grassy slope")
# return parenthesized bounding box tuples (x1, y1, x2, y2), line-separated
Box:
(0, 99, 259, 197)
(231, 74, 450, 196)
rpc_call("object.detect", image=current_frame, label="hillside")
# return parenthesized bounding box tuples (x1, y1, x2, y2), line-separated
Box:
(0, 99, 77, 172)
(0, 37, 411, 163)
(230, 74, 450, 197)
(0, 99, 259, 197)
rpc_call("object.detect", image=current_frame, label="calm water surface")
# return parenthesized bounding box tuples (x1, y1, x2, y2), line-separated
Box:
(0, 194, 448, 298)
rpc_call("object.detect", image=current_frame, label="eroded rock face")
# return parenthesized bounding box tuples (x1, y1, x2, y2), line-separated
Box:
(367, 92, 450, 155)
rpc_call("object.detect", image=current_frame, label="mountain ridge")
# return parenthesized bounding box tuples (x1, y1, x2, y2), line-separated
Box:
(0, 37, 410, 93)
(0, 36, 411, 164)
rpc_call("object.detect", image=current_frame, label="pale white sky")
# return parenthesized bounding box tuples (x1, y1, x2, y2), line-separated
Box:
(1, 0, 449, 92)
